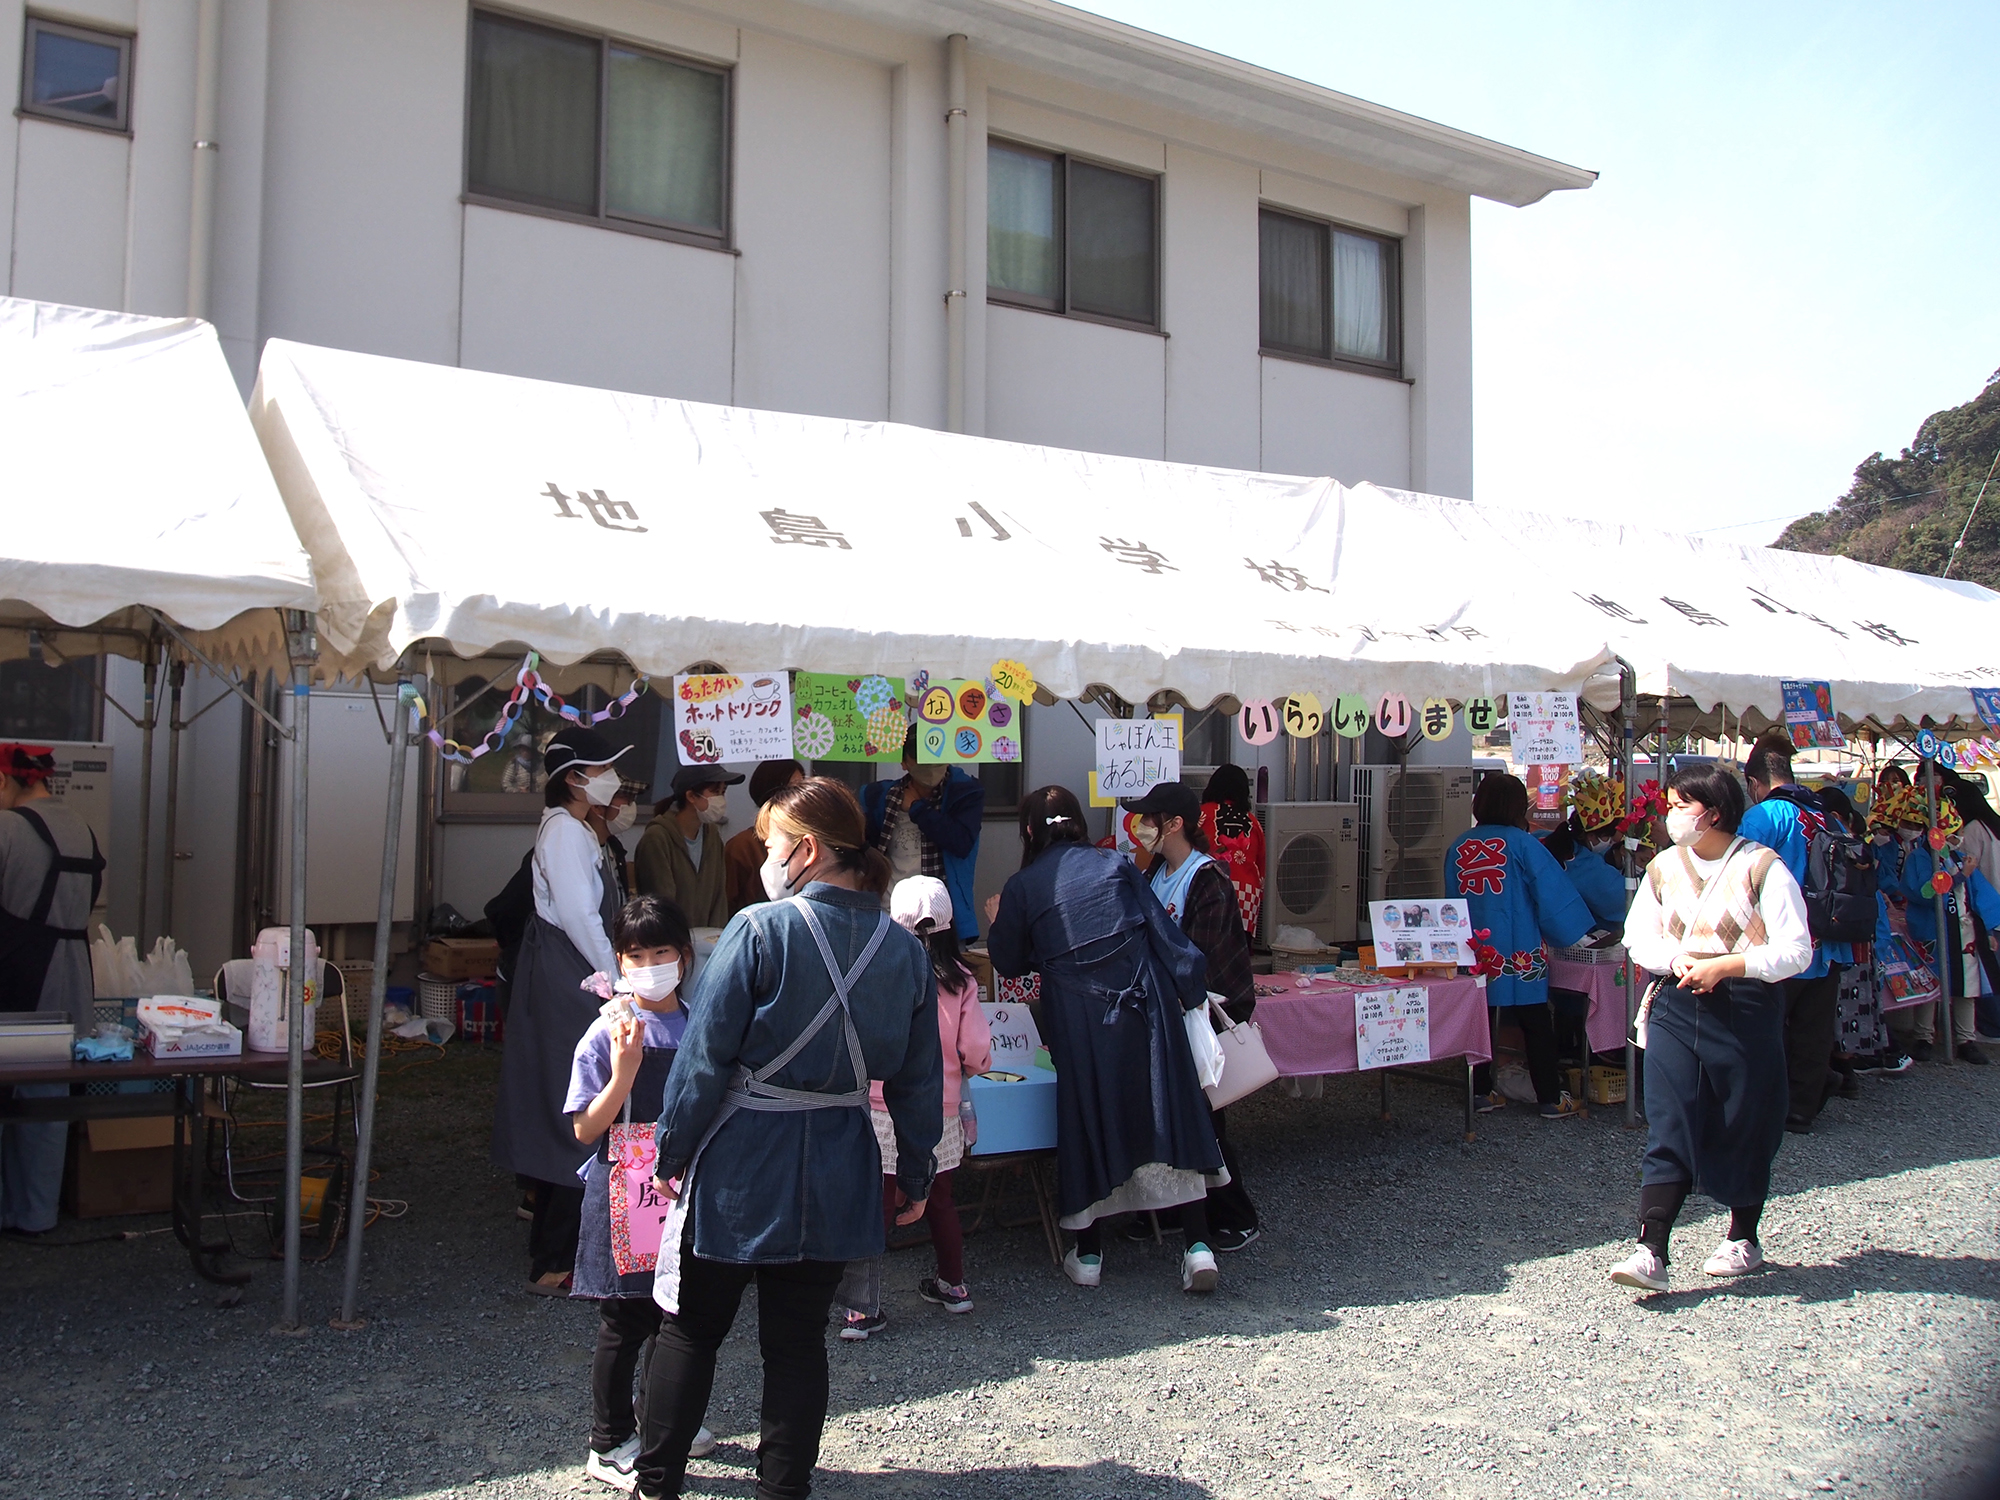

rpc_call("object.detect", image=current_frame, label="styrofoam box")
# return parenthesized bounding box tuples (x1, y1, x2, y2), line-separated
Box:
(966, 1065, 1058, 1156)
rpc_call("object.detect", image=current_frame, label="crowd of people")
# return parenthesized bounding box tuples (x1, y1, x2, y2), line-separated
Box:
(480, 719, 1998, 1497)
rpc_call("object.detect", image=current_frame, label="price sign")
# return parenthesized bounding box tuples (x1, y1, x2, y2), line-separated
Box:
(1375, 694, 1414, 738)
(1420, 697, 1454, 741)
(1280, 693, 1324, 738)
(1238, 699, 1281, 746)
(1331, 694, 1370, 739)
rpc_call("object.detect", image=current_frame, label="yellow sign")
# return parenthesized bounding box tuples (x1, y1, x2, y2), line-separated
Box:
(1280, 693, 1324, 738)
(1087, 771, 1116, 808)
(1420, 697, 1454, 741)
(990, 659, 1037, 702)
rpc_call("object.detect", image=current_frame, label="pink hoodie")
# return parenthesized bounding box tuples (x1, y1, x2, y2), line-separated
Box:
(871, 968, 991, 1117)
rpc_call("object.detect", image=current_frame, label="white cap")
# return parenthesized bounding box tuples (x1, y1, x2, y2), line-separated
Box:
(890, 875, 953, 935)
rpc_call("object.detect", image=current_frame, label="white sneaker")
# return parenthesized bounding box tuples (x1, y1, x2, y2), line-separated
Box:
(1180, 1245, 1219, 1293)
(1701, 1237, 1766, 1277)
(585, 1435, 640, 1492)
(1608, 1244, 1668, 1292)
(1063, 1248, 1102, 1287)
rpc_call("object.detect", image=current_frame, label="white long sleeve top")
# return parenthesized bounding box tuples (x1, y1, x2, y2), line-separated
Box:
(1624, 840, 1814, 983)
(532, 806, 617, 977)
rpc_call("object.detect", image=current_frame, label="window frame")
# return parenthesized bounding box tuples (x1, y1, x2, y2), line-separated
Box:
(463, 5, 733, 253)
(986, 136, 1162, 335)
(1257, 205, 1404, 380)
(19, 15, 134, 135)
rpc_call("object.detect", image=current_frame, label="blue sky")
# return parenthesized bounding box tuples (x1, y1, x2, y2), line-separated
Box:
(1072, 2, 2000, 542)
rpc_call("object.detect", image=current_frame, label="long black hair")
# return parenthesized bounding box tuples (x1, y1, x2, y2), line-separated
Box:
(1941, 768, 2000, 840)
(917, 922, 975, 991)
(1541, 812, 1588, 866)
(1019, 785, 1090, 868)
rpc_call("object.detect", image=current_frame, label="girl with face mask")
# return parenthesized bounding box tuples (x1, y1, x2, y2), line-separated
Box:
(563, 895, 718, 1487)
(493, 729, 634, 1296)
(1611, 765, 1814, 1294)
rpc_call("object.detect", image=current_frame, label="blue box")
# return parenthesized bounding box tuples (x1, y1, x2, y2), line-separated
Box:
(966, 1065, 1058, 1156)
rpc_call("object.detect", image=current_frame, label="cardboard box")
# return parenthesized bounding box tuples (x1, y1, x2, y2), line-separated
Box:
(66, 1116, 178, 1218)
(421, 938, 500, 980)
(138, 996, 242, 1058)
(959, 946, 994, 1004)
(966, 1065, 1058, 1156)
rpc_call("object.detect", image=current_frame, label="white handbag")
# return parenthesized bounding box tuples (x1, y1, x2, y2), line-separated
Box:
(1184, 998, 1226, 1088)
(1203, 996, 1280, 1109)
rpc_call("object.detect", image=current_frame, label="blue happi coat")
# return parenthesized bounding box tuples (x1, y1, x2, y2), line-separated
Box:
(1451, 823, 1593, 1009)
(1554, 844, 1627, 928)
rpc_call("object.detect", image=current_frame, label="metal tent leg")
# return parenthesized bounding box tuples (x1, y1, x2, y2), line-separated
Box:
(277, 616, 315, 1334)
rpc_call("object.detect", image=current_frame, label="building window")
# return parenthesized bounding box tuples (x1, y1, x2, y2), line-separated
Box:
(988, 140, 1157, 330)
(0, 656, 101, 741)
(20, 17, 132, 133)
(467, 9, 728, 246)
(1259, 208, 1400, 373)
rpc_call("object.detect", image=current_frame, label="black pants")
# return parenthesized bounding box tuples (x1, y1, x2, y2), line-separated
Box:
(527, 1179, 585, 1278)
(1473, 1002, 1562, 1105)
(593, 1297, 662, 1452)
(1204, 1107, 1257, 1233)
(1780, 969, 1841, 1124)
(637, 1250, 844, 1500)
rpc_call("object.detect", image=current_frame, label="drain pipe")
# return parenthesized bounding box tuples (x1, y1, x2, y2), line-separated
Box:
(186, 0, 223, 318)
(944, 33, 968, 433)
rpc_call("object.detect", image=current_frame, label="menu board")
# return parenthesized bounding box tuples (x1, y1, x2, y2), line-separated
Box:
(674, 672, 793, 763)
(791, 672, 907, 762)
(1507, 692, 1581, 765)
(1355, 987, 1431, 1070)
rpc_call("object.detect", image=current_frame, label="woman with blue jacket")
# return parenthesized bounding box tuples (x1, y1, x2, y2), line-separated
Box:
(635, 779, 942, 1500)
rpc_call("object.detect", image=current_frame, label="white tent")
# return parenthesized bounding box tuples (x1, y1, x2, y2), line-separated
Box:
(1354, 485, 2000, 730)
(0, 297, 315, 669)
(248, 339, 1617, 702)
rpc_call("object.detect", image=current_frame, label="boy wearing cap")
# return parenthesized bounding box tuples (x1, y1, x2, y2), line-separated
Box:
(635, 765, 745, 929)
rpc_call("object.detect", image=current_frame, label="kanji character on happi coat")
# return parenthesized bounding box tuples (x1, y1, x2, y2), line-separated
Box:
(1198, 765, 1265, 937)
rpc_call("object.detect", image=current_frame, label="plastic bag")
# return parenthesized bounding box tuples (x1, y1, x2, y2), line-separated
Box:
(1184, 998, 1226, 1088)
(137, 937, 194, 1000)
(90, 925, 142, 999)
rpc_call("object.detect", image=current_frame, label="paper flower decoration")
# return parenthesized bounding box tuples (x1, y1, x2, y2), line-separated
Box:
(993, 736, 1021, 762)
(793, 708, 837, 759)
(853, 675, 895, 716)
(864, 703, 906, 756)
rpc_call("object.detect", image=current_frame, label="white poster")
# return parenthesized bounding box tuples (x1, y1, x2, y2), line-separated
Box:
(1095, 717, 1182, 799)
(1355, 986, 1431, 1071)
(1368, 898, 1474, 967)
(1507, 691, 1581, 766)
(980, 1002, 1045, 1068)
(672, 671, 794, 764)
(43, 741, 113, 912)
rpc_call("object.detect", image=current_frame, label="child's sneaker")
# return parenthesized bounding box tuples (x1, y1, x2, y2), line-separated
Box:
(1475, 1090, 1507, 1113)
(1180, 1244, 1219, 1293)
(837, 1308, 886, 1340)
(585, 1435, 640, 1492)
(917, 1277, 974, 1313)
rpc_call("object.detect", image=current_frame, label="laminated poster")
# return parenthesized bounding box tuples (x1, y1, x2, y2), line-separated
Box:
(1095, 717, 1182, 798)
(674, 672, 794, 764)
(1972, 688, 2000, 729)
(1507, 692, 1581, 765)
(1367, 899, 1474, 968)
(1354, 987, 1431, 1071)
(913, 676, 1017, 764)
(1781, 680, 1844, 749)
(791, 672, 907, 762)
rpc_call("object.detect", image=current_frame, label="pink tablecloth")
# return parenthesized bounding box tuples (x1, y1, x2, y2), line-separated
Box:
(1252, 974, 1490, 1076)
(1546, 957, 1635, 1053)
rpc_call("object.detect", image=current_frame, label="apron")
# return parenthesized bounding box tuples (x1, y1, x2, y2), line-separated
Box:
(573, 1041, 679, 1299)
(0, 806, 103, 1014)
(489, 855, 622, 1184)
(653, 898, 890, 1315)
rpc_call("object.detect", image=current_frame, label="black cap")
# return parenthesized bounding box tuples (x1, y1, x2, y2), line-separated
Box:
(670, 763, 746, 796)
(1123, 780, 1200, 824)
(544, 728, 632, 778)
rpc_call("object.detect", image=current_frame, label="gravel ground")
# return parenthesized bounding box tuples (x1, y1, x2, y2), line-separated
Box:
(4, 1044, 1998, 1500)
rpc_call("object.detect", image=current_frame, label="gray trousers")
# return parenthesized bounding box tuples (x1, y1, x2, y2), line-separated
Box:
(0, 1085, 68, 1232)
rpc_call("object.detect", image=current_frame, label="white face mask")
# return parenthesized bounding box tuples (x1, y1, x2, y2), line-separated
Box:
(623, 960, 681, 1002)
(581, 767, 621, 807)
(1131, 821, 1161, 853)
(605, 803, 638, 838)
(761, 839, 804, 902)
(697, 796, 730, 826)
(1666, 808, 1706, 847)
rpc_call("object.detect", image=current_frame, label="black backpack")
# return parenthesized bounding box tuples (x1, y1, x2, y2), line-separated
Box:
(1764, 787, 1878, 943)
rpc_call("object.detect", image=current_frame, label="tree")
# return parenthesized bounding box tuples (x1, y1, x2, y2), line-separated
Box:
(1775, 370, 2000, 588)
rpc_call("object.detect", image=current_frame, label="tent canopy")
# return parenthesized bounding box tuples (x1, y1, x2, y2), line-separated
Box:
(0, 297, 317, 671)
(249, 340, 1613, 704)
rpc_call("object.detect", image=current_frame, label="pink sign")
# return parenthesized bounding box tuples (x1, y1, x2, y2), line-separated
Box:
(607, 1123, 671, 1274)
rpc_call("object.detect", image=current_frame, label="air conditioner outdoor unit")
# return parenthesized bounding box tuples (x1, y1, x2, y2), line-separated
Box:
(1256, 802, 1359, 947)
(1343, 765, 1479, 920)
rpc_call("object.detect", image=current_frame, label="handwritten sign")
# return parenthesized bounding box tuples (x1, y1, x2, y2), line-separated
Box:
(980, 1002, 1045, 1066)
(607, 1122, 671, 1274)
(675, 672, 793, 763)
(914, 678, 1015, 764)
(792, 672, 907, 762)
(990, 660, 1037, 702)
(1781, 679, 1844, 749)
(1096, 718, 1182, 797)
(1354, 986, 1431, 1071)
(1331, 694, 1369, 739)
(1507, 692, 1581, 765)
(1238, 699, 1281, 746)
(1420, 697, 1454, 741)
(1367, 900, 1473, 968)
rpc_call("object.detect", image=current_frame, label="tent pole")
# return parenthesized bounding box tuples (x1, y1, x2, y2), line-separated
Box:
(161, 662, 185, 946)
(336, 670, 410, 1329)
(277, 612, 316, 1333)
(1616, 659, 1637, 1129)
(137, 645, 159, 950)
(1922, 760, 1954, 1067)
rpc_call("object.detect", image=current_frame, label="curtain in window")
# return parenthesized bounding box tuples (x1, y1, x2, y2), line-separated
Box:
(1333, 231, 1389, 363)
(606, 48, 726, 232)
(1068, 161, 1155, 324)
(1259, 211, 1327, 357)
(468, 16, 599, 213)
(988, 145, 1059, 301)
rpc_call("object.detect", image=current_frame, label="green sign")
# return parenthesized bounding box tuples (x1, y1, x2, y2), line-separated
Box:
(791, 673, 908, 762)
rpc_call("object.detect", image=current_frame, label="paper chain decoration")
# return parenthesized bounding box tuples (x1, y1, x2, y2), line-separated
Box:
(424, 652, 651, 764)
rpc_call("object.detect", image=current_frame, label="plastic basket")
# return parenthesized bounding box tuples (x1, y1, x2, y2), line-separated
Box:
(417, 973, 457, 1024)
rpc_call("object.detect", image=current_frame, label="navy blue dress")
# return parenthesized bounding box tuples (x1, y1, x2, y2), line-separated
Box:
(988, 844, 1222, 1224)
